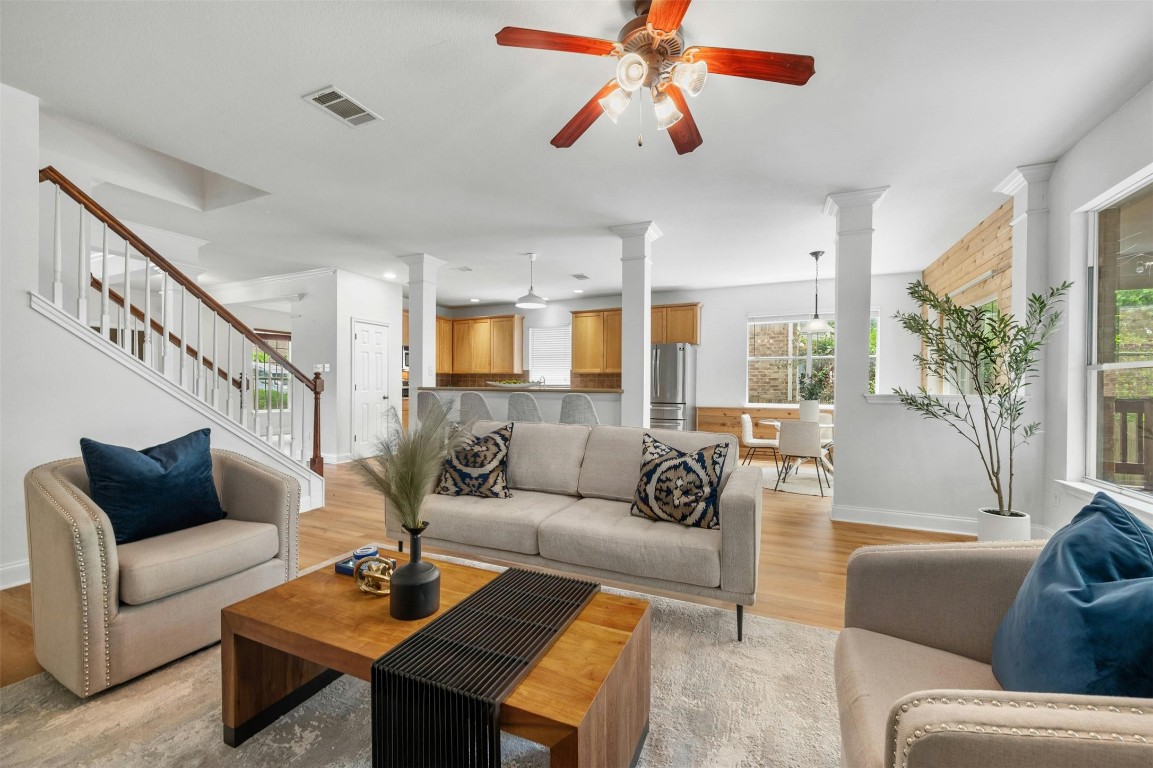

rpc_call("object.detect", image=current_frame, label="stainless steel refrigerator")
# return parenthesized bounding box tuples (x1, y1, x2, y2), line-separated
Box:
(650, 343, 697, 430)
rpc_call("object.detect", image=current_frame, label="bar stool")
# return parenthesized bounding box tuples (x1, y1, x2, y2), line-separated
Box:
(507, 392, 542, 422)
(459, 391, 493, 422)
(559, 393, 600, 425)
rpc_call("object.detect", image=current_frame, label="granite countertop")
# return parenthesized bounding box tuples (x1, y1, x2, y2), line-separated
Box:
(418, 386, 623, 394)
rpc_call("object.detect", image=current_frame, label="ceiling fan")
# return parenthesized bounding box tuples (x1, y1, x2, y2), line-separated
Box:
(495, 0, 815, 155)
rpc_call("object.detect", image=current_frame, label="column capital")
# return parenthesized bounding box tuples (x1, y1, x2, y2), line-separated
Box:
(994, 162, 1056, 196)
(823, 187, 890, 217)
(398, 253, 445, 283)
(609, 221, 663, 242)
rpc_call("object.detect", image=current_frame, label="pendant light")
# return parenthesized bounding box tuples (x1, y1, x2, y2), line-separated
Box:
(515, 253, 546, 309)
(800, 250, 833, 334)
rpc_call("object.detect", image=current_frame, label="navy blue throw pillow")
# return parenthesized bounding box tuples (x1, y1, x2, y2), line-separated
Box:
(992, 492, 1153, 697)
(80, 429, 225, 545)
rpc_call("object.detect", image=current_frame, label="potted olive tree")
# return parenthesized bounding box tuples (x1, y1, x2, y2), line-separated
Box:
(798, 366, 831, 422)
(893, 280, 1070, 540)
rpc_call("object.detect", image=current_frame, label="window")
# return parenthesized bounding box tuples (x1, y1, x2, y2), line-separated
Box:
(1088, 182, 1153, 496)
(746, 315, 878, 404)
(253, 330, 290, 409)
(948, 298, 998, 396)
(528, 325, 571, 387)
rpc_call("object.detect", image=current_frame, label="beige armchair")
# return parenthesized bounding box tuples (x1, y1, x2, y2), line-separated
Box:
(835, 541, 1153, 768)
(24, 450, 299, 698)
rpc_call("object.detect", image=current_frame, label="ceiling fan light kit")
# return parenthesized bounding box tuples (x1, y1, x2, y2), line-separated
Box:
(495, 0, 814, 154)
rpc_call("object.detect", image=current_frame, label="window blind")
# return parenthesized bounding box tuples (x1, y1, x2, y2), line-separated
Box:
(528, 325, 571, 386)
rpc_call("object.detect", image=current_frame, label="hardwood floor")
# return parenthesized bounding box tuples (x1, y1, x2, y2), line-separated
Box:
(0, 460, 970, 688)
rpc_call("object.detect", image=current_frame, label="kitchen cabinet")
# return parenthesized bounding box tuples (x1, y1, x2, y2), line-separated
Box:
(450, 314, 523, 374)
(652, 303, 701, 344)
(571, 309, 622, 373)
(436, 316, 453, 373)
(402, 310, 409, 346)
(401, 397, 409, 429)
(603, 310, 621, 372)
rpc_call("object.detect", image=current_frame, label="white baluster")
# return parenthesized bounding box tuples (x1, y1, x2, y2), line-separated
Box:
(142, 258, 153, 366)
(100, 223, 110, 338)
(196, 298, 204, 398)
(160, 272, 170, 376)
(179, 286, 188, 388)
(264, 359, 272, 444)
(226, 328, 234, 418)
(211, 312, 219, 408)
(77, 206, 88, 324)
(52, 185, 63, 307)
(121, 241, 132, 352)
(239, 337, 248, 427)
(278, 363, 286, 454)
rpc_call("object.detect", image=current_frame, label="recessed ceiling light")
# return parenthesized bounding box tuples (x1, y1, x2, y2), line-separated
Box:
(541, 297, 550, 301)
(573, 289, 584, 294)
(469, 298, 480, 303)
(382, 271, 397, 280)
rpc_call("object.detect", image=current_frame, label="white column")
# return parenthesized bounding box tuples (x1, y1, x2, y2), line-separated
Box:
(825, 188, 889, 400)
(995, 162, 1055, 315)
(399, 253, 444, 397)
(611, 221, 662, 428)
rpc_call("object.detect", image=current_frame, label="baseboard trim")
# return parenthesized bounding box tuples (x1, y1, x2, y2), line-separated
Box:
(1, 559, 30, 589)
(831, 503, 976, 536)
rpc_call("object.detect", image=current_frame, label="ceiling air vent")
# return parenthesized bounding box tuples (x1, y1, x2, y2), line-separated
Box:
(303, 86, 380, 127)
(450, 266, 474, 272)
(570, 273, 590, 280)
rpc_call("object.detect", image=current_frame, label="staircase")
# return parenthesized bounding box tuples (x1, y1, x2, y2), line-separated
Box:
(35, 166, 325, 501)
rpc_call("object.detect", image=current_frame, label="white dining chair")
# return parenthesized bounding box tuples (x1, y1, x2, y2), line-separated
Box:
(507, 392, 542, 422)
(774, 420, 832, 496)
(739, 413, 779, 468)
(459, 391, 493, 422)
(559, 393, 600, 425)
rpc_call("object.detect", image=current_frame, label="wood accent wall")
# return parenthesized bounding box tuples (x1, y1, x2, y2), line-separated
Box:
(922, 199, 1014, 313)
(698, 405, 829, 447)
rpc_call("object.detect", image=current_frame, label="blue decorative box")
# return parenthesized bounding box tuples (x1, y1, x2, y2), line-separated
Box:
(335, 546, 393, 576)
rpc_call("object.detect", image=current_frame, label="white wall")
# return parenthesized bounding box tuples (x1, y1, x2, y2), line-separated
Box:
(1043, 79, 1153, 531)
(450, 273, 921, 404)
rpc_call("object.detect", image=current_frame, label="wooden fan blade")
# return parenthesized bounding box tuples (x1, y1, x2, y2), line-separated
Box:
(551, 81, 619, 148)
(664, 85, 703, 155)
(647, 0, 692, 35)
(687, 46, 815, 86)
(496, 27, 616, 56)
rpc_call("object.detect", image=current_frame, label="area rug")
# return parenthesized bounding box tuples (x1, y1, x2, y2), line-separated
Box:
(0, 560, 841, 768)
(762, 464, 833, 497)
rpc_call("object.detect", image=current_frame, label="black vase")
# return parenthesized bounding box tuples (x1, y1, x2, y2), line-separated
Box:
(390, 522, 440, 620)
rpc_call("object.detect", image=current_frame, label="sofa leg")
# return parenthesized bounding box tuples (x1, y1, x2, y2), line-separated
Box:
(737, 604, 744, 641)
(398, 540, 404, 553)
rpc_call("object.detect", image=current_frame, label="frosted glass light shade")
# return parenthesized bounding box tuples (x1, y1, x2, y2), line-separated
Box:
(670, 60, 708, 97)
(598, 87, 631, 123)
(615, 53, 648, 92)
(801, 317, 834, 334)
(653, 93, 683, 131)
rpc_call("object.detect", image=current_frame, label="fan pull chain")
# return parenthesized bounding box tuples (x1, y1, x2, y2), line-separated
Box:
(637, 92, 644, 147)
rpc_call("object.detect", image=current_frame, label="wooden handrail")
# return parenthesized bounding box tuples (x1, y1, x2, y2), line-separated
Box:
(39, 166, 315, 392)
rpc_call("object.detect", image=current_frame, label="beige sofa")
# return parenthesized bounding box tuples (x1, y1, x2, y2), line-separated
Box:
(386, 421, 763, 639)
(836, 541, 1153, 768)
(24, 450, 299, 698)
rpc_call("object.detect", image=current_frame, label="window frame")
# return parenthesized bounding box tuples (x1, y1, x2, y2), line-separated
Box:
(527, 324, 572, 387)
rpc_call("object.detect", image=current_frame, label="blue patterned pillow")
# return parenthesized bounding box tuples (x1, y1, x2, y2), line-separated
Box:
(630, 433, 728, 529)
(436, 423, 513, 498)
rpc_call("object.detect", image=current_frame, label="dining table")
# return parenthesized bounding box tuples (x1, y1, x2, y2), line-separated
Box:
(759, 419, 835, 472)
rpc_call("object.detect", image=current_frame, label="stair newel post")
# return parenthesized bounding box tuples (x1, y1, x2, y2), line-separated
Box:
(76, 205, 88, 324)
(142, 257, 153, 367)
(100, 223, 110, 338)
(122, 240, 132, 353)
(225, 328, 233, 419)
(310, 372, 325, 477)
(52, 184, 63, 307)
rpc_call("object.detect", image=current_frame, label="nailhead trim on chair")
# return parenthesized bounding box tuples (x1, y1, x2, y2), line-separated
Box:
(215, 450, 299, 581)
(892, 696, 1152, 767)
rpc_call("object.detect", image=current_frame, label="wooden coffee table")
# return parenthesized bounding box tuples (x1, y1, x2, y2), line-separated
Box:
(221, 550, 651, 767)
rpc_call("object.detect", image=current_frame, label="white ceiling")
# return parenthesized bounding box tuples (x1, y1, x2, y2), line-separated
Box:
(2, 1, 1151, 306)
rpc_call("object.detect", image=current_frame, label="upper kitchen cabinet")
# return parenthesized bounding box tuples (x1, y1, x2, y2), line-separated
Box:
(450, 314, 523, 374)
(436, 316, 453, 373)
(652, 303, 701, 345)
(402, 310, 409, 346)
(571, 309, 621, 373)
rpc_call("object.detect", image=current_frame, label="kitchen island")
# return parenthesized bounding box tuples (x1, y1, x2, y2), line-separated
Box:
(417, 386, 623, 425)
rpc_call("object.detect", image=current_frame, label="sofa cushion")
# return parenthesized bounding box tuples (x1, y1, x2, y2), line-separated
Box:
(538, 497, 721, 588)
(437, 423, 513, 498)
(578, 426, 739, 502)
(420, 490, 579, 555)
(117, 519, 279, 605)
(80, 428, 225, 545)
(474, 421, 590, 495)
(835, 628, 1002, 768)
(992, 492, 1153, 698)
(631, 433, 728, 529)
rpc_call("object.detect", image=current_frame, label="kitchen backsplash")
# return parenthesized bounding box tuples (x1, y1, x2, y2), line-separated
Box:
(431, 371, 622, 389)
(570, 373, 622, 389)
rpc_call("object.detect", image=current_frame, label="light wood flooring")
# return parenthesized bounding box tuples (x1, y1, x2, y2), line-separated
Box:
(0, 460, 970, 688)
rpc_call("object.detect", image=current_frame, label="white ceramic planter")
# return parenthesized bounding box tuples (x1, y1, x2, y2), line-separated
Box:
(977, 508, 1032, 541)
(799, 400, 820, 422)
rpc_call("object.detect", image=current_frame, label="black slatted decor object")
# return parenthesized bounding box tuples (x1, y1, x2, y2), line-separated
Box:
(371, 568, 599, 768)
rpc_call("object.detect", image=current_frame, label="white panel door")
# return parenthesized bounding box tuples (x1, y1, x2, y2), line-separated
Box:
(352, 319, 391, 457)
